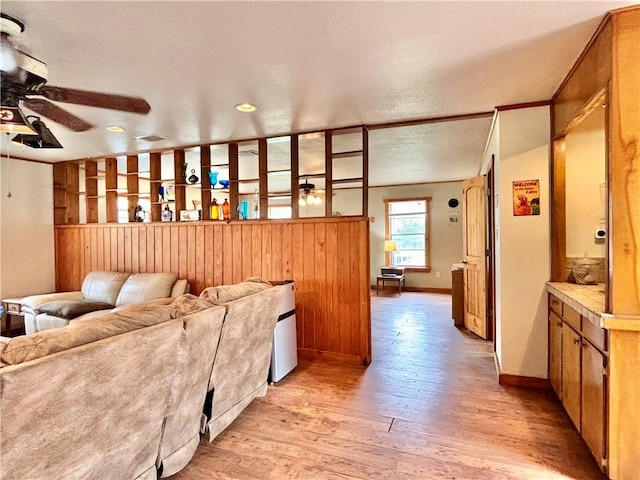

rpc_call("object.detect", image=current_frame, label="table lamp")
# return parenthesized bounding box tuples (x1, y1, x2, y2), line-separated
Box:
(384, 240, 397, 266)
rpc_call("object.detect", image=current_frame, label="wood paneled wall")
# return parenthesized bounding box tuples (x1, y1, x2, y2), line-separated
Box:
(55, 217, 372, 364)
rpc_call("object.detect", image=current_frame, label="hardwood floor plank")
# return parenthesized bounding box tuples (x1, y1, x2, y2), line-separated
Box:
(169, 292, 604, 480)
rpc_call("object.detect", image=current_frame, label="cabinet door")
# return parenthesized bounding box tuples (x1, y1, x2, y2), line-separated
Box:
(582, 340, 606, 470)
(562, 324, 582, 430)
(549, 311, 563, 397)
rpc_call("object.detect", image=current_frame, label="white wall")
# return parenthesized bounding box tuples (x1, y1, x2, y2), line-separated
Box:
(490, 106, 550, 379)
(368, 182, 464, 289)
(0, 158, 56, 299)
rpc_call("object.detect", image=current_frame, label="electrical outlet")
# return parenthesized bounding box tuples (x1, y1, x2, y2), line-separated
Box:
(435, 271, 441, 278)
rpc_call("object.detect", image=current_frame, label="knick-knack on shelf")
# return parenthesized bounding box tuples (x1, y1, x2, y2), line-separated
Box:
(222, 198, 231, 220)
(188, 169, 199, 184)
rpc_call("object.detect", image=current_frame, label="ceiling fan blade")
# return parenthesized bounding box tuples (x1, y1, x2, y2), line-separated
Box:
(24, 98, 94, 131)
(38, 86, 151, 114)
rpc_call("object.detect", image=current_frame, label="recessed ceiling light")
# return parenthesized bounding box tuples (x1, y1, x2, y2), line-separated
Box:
(106, 126, 126, 132)
(234, 103, 257, 113)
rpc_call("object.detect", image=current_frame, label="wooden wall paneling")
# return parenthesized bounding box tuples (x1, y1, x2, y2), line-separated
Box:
(117, 227, 125, 272)
(90, 226, 98, 272)
(251, 224, 262, 279)
(282, 223, 293, 279)
(325, 131, 333, 217)
(123, 226, 132, 272)
(241, 225, 252, 280)
(138, 226, 147, 273)
(222, 225, 233, 284)
(203, 225, 214, 288)
(83, 227, 91, 278)
(173, 149, 187, 215)
(127, 155, 139, 223)
(609, 10, 640, 316)
(85, 160, 99, 223)
(228, 143, 239, 219)
(153, 226, 162, 274)
(150, 152, 162, 222)
(231, 224, 243, 283)
(552, 18, 612, 139)
(291, 135, 300, 218)
(358, 219, 372, 363)
(272, 223, 283, 280)
(195, 224, 205, 294)
(259, 138, 268, 219)
(349, 221, 362, 355)
(178, 226, 187, 278)
(105, 157, 118, 224)
(314, 222, 328, 351)
(200, 146, 212, 221)
(326, 221, 340, 352)
(302, 222, 317, 349)
(261, 223, 273, 281)
(213, 224, 224, 287)
(291, 222, 304, 348)
(54, 218, 372, 363)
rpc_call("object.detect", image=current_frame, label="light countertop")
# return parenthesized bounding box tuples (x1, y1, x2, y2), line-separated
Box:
(546, 282, 605, 327)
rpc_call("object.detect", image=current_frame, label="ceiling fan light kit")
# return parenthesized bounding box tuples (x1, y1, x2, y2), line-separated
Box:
(234, 103, 257, 113)
(0, 103, 37, 135)
(298, 180, 323, 207)
(1, 13, 151, 148)
(12, 116, 62, 148)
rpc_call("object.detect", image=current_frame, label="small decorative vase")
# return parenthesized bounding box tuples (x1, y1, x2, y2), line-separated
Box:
(219, 179, 230, 189)
(208, 171, 219, 188)
(188, 169, 199, 184)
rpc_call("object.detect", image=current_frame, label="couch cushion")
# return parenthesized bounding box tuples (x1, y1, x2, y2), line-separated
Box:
(167, 294, 213, 319)
(199, 277, 272, 305)
(82, 271, 131, 305)
(115, 273, 178, 307)
(37, 300, 114, 320)
(0, 304, 173, 366)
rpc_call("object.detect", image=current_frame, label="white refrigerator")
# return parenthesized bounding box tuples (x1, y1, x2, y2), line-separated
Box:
(270, 281, 298, 383)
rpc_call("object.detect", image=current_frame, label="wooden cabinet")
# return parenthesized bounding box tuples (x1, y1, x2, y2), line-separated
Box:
(548, 311, 563, 396)
(562, 323, 582, 430)
(548, 293, 608, 473)
(582, 340, 606, 467)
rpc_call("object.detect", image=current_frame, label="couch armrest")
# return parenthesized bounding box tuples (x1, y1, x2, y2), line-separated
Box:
(21, 292, 84, 313)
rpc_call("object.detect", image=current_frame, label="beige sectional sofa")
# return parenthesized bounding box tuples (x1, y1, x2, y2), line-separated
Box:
(0, 278, 285, 480)
(21, 271, 190, 335)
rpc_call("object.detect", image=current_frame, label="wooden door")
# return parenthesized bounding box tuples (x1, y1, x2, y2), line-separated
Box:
(549, 311, 563, 398)
(462, 176, 488, 339)
(582, 340, 606, 470)
(562, 324, 582, 430)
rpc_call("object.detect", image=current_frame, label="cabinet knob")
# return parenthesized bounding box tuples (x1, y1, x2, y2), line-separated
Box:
(573, 337, 581, 345)
(556, 321, 562, 327)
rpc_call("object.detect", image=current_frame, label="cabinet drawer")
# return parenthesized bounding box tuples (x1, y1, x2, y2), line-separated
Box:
(582, 318, 607, 353)
(563, 304, 581, 331)
(549, 294, 563, 317)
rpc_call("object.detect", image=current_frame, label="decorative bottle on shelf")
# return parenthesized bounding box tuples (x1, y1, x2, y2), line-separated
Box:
(161, 205, 173, 222)
(210, 198, 219, 220)
(253, 189, 260, 219)
(222, 199, 231, 220)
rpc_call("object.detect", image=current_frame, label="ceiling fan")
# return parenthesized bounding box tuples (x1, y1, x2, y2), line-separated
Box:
(299, 179, 323, 207)
(0, 13, 150, 142)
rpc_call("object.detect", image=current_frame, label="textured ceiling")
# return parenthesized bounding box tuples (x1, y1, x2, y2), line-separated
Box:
(0, 1, 636, 185)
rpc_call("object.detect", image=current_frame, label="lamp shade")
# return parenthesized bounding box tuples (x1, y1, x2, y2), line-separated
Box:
(384, 240, 398, 252)
(12, 118, 63, 148)
(0, 105, 37, 135)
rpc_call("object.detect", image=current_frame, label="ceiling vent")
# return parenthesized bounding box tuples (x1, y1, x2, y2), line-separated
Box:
(135, 134, 166, 143)
(238, 149, 258, 157)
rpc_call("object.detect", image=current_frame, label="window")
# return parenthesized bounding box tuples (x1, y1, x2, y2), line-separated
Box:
(385, 197, 431, 270)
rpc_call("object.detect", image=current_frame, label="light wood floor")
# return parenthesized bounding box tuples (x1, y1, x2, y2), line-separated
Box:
(170, 292, 604, 479)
